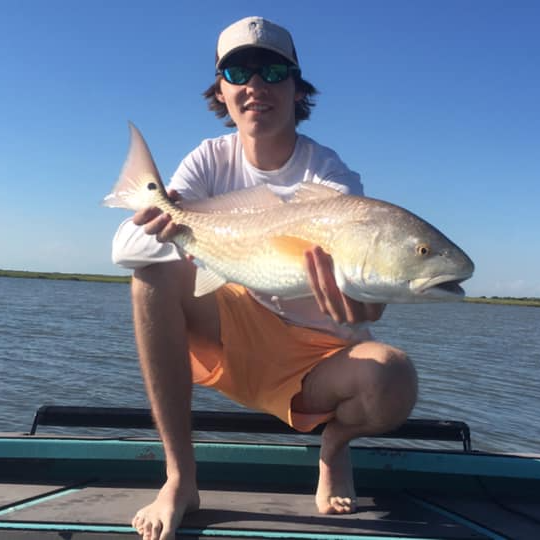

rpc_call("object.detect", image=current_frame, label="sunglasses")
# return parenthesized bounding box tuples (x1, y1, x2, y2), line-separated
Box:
(217, 64, 300, 85)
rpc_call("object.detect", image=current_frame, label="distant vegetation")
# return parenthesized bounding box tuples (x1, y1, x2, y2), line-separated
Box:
(1, 269, 539, 307)
(0, 269, 130, 284)
(463, 296, 540, 307)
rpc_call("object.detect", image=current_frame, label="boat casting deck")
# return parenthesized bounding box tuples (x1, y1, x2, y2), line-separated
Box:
(0, 408, 539, 539)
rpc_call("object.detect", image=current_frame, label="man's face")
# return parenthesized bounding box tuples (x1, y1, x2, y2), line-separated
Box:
(215, 49, 304, 141)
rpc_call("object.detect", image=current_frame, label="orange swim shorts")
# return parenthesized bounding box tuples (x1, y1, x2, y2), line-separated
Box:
(189, 284, 354, 432)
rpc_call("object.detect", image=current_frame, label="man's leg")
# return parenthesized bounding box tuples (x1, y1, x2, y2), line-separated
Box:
(292, 341, 417, 514)
(131, 259, 222, 540)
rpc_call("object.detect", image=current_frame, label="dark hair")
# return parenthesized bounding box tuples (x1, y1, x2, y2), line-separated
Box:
(203, 74, 319, 127)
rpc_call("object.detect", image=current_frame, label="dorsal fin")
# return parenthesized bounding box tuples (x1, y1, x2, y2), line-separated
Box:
(182, 185, 283, 214)
(182, 182, 342, 215)
(287, 183, 342, 203)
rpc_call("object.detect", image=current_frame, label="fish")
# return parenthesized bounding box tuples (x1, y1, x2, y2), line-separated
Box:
(103, 123, 474, 303)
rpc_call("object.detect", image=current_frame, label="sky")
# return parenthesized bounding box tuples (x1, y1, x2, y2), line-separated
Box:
(0, 0, 538, 298)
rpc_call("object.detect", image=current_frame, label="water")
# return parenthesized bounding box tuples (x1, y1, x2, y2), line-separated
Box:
(1, 276, 539, 453)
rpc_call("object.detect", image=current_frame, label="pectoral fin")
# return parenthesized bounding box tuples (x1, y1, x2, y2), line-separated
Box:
(194, 267, 227, 297)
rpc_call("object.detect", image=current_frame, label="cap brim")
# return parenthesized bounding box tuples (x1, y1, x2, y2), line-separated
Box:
(218, 47, 298, 68)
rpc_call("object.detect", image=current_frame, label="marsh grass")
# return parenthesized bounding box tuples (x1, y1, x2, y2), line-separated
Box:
(2, 269, 539, 306)
(0, 269, 130, 284)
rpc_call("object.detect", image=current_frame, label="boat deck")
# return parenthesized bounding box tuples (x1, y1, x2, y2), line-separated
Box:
(1, 475, 540, 539)
(0, 408, 539, 539)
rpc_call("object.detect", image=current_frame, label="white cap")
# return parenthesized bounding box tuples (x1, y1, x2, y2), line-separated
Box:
(216, 16, 299, 69)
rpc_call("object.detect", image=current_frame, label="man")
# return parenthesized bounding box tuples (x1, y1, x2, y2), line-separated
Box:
(112, 16, 417, 540)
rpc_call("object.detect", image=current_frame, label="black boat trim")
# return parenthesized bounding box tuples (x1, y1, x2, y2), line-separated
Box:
(29, 406, 472, 451)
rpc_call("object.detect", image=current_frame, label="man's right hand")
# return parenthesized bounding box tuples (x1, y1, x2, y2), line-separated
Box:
(132, 189, 185, 244)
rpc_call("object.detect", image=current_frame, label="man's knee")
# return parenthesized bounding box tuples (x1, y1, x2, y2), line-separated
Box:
(351, 343, 418, 431)
(132, 260, 191, 305)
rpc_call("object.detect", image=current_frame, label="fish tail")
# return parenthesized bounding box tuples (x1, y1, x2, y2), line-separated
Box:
(102, 122, 168, 211)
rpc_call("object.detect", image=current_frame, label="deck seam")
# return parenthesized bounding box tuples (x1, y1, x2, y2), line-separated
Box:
(0, 479, 93, 517)
(403, 491, 509, 540)
(474, 475, 540, 526)
(0, 521, 445, 539)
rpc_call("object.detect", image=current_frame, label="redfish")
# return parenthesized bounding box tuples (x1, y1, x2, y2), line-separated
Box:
(103, 124, 474, 302)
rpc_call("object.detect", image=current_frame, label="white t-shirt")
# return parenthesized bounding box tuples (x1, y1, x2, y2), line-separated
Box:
(112, 132, 371, 341)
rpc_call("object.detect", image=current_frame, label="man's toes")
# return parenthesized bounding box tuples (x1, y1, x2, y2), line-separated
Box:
(160, 525, 173, 540)
(151, 521, 163, 540)
(143, 519, 154, 540)
(133, 512, 145, 531)
(330, 496, 357, 514)
(331, 496, 346, 513)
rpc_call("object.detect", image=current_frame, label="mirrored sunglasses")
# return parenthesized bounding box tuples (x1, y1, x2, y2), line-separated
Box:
(217, 64, 300, 85)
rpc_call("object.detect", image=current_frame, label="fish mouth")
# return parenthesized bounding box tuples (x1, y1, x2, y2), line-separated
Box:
(410, 275, 470, 299)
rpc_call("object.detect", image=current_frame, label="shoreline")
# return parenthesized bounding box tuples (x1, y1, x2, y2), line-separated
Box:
(2, 269, 539, 307)
(0, 269, 130, 284)
(463, 296, 540, 307)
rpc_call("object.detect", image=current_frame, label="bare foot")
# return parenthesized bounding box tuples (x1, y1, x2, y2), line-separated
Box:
(132, 478, 200, 540)
(316, 442, 357, 515)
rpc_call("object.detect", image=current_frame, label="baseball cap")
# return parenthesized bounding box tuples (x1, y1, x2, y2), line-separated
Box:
(216, 16, 299, 69)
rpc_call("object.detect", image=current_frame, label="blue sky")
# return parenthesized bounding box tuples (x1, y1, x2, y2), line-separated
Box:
(1, 0, 538, 297)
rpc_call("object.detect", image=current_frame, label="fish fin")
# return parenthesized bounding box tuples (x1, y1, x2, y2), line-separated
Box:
(287, 183, 343, 203)
(268, 235, 314, 261)
(181, 183, 342, 215)
(194, 267, 227, 297)
(102, 122, 167, 210)
(182, 185, 284, 214)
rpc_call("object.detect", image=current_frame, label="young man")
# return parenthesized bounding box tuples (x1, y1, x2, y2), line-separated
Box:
(112, 16, 417, 540)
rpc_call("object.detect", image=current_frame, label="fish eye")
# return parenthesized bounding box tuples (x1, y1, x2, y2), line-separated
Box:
(147, 182, 157, 190)
(416, 244, 430, 256)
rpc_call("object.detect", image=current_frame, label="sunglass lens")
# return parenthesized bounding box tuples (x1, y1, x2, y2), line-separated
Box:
(261, 64, 289, 83)
(223, 66, 252, 84)
(221, 64, 296, 85)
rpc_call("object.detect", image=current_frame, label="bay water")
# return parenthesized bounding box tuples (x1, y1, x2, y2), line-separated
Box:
(1, 276, 539, 454)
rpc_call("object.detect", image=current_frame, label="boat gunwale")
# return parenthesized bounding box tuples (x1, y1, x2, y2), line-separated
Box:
(0, 434, 539, 481)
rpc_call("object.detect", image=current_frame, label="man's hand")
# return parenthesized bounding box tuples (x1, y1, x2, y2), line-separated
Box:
(132, 189, 185, 243)
(305, 246, 385, 324)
